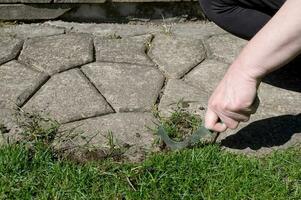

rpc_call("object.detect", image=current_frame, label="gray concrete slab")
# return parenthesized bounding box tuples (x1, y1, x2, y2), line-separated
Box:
(0, 36, 23, 65)
(94, 34, 154, 66)
(23, 69, 113, 124)
(0, 24, 65, 39)
(149, 34, 206, 79)
(206, 34, 247, 64)
(54, 112, 158, 162)
(19, 33, 93, 75)
(82, 62, 164, 112)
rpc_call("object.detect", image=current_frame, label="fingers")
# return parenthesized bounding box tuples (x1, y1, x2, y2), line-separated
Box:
(205, 108, 227, 132)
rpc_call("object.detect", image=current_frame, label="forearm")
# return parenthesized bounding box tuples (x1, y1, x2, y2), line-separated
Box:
(230, 0, 301, 79)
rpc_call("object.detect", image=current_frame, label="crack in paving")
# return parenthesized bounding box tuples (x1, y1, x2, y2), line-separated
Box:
(79, 68, 117, 113)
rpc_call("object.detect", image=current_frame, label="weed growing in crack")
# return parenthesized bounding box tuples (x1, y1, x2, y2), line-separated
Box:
(14, 108, 60, 148)
(151, 100, 202, 143)
(160, 14, 174, 35)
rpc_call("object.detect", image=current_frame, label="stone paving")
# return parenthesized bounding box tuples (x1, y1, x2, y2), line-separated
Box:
(0, 21, 300, 162)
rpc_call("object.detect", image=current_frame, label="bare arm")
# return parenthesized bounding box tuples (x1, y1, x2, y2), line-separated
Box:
(205, 0, 301, 132)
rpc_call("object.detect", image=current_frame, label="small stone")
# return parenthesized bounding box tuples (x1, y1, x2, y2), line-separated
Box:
(94, 34, 154, 66)
(184, 59, 228, 93)
(158, 79, 209, 118)
(23, 69, 113, 124)
(149, 34, 206, 79)
(206, 34, 247, 63)
(82, 62, 164, 112)
(0, 36, 23, 65)
(53, 112, 157, 162)
(19, 33, 93, 75)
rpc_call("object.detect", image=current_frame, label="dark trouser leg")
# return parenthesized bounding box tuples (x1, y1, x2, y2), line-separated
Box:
(198, 0, 300, 92)
(198, 0, 286, 40)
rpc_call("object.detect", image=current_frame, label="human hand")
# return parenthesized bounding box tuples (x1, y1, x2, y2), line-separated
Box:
(205, 65, 260, 132)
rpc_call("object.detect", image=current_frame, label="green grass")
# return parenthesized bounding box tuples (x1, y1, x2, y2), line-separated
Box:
(0, 143, 300, 199)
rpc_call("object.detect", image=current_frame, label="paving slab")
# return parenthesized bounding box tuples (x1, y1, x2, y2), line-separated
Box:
(206, 34, 247, 64)
(183, 59, 228, 93)
(0, 60, 48, 130)
(82, 62, 164, 112)
(45, 21, 160, 38)
(0, 24, 65, 39)
(148, 34, 206, 79)
(0, 36, 23, 65)
(172, 22, 227, 39)
(94, 34, 154, 66)
(23, 69, 113, 124)
(158, 79, 209, 118)
(19, 33, 93, 75)
(0, 60, 48, 110)
(54, 112, 158, 163)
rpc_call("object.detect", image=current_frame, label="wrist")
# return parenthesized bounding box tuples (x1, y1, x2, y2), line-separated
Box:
(229, 57, 266, 82)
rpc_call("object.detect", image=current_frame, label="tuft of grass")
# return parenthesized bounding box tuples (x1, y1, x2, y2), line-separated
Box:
(153, 101, 202, 142)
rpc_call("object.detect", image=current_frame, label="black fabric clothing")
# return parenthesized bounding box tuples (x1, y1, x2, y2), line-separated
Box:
(198, 0, 286, 40)
(198, 0, 301, 92)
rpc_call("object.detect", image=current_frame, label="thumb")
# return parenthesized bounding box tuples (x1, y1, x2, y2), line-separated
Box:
(205, 108, 227, 132)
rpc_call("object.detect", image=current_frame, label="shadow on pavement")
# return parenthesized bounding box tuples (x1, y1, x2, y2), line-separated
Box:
(263, 57, 301, 92)
(221, 114, 301, 150)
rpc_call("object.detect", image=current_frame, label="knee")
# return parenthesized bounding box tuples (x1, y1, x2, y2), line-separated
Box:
(198, 0, 224, 22)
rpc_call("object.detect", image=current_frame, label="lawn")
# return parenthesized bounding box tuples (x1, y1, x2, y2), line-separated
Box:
(0, 142, 300, 199)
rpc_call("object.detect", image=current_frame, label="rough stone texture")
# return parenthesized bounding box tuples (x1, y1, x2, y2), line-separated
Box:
(23, 69, 113, 124)
(172, 22, 227, 39)
(257, 83, 301, 117)
(54, 112, 158, 162)
(0, 4, 71, 20)
(0, 60, 48, 109)
(206, 34, 247, 64)
(82, 62, 164, 112)
(19, 33, 93, 75)
(158, 79, 209, 118)
(149, 34, 206, 79)
(0, 60, 48, 129)
(0, 36, 23, 65)
(184, 59, 228, 93)
(94, 35, 154, 66)
(0, 24, 65, 39)
(45, 21, 160, 38)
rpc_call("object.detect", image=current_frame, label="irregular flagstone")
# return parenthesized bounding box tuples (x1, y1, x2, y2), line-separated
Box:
(0, 36, 23, 65)
(206, 34, 247, 64)
(53, 112, 158, 163)
(158, 79, 209, 118)
(19, 33, 93, 75)
(148, 34, 206, 79)
(82, 62, 164, 112)
(94, 34, 154, 66)
(0, 24, 65, 39)
(0, 60, 48, 130)
(0, 60, 48, 110)
(183, 59, 228, 94)
(44, 21, 160, 38)
(23, 69, 113, 124)
(172, 22, 227, 39)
